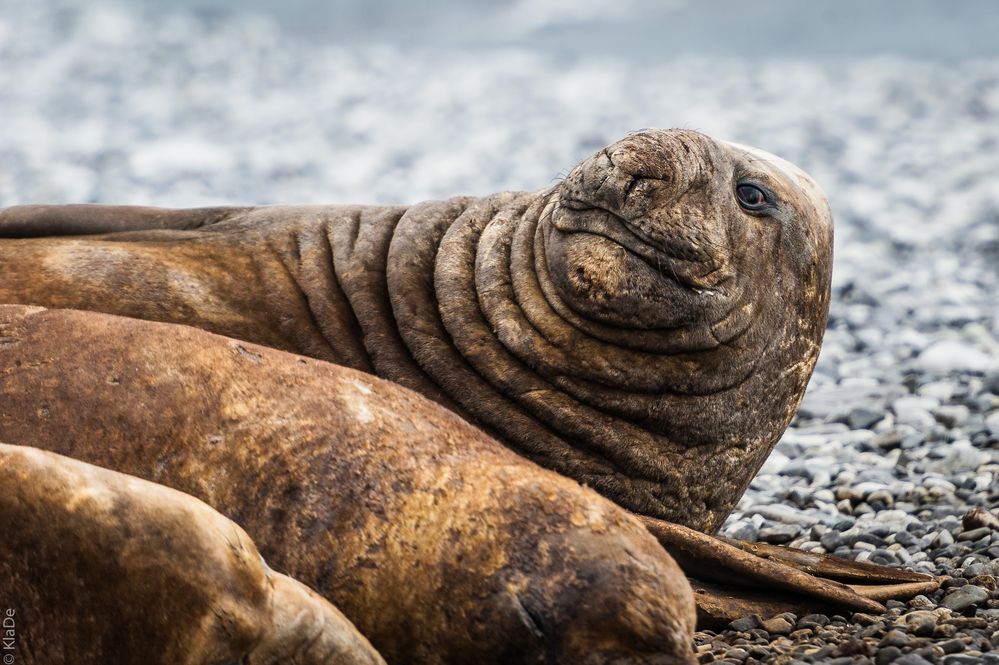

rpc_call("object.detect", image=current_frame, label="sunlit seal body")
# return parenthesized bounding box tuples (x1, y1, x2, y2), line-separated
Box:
(0, 304, 697, 665)
(0, 129, 834, 532)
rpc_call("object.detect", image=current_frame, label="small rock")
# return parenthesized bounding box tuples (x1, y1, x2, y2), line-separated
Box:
(725, 520, 759, 542)
(924, 476, 957, 492)
(933, 529, 956, 547)
(969, 574, 996, 590)
(820, 531, 843, 551)
(760, 616, 793, 635)
(938, 638, 965, 654)
(878, 629, 911, 647)
(875, 646, 903, 665)
(930, 441, 989, 473)
(917, 340, 999, 374)
(933, 404, 970, 427)
(958, 526, 992, 542)
(895, 654, 934, 665)
(893, 404, 936, 430)
(788, 627, 812, 640)
(963, 563, 987, 577)
(848, 406, 884, 429)
(723, 647, 748, 661)
(758, 524, 801, 544)
(858, 621, 886, 638)
(727, 615, 760, 632)
(752, 503, 818, 526)
(867, 489, 895, 508)
(853, 502, 874, 516)
(933, 622, 958, 638)
(904, 610, 937, 636)
(942, 656, 984, 665)
(797, 613, 830, 629)
(852, 612, 881, 626)
(873, 430, 905, 450)
(918, 380, 957, 400)
(942, 616, 987, 628)
(940, 585, 989, 611)
(943, 576, 968, 589)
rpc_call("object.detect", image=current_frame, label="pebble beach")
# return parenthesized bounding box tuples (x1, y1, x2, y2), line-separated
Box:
(1, 2, 997, 663)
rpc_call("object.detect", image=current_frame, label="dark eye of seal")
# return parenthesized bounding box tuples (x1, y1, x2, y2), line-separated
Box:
(736, 183, 769, 210)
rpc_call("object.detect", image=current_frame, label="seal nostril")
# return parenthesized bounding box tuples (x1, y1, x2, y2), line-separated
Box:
(624, 175, 641, 200)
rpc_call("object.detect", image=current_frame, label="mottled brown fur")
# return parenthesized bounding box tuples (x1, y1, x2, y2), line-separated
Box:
(0, 129, 834, 532)
(0, 441, 384, 665)
(0, 305, 697, 665)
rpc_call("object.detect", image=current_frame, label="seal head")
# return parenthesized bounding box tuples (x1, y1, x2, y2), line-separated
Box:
(546, 129, 832, 352)
(461, 129, 834, 530)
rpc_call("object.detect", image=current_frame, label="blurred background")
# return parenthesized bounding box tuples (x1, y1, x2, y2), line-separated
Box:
(4, 0, 999, 210)
(0, 0, 997, 540)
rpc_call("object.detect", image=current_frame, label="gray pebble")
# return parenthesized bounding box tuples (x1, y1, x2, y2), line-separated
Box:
(820, 531, 843, 551)
(878, 629, 911, 647)
(938, 638, 966, 654)
(958, 527, 992, 542)
(723, 647, 748, 660)
(725, 520, 759, 542)
(934, 404, 971, 427)
(934, 530, 956, 547)
(758, 524, 801, 544)
(727, 615, 759, 632)
(797, 613, 830, 629)
(876, 646, 903, 665)
(941, 585, 990, 611)
(894, 654, 934, 665)
(849, 406, 884, 429)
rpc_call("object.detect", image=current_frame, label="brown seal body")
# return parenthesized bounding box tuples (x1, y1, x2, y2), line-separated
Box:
(0, 304, 697, 665)
(0, 129, 834, 533)
(0, 441, 385, 665)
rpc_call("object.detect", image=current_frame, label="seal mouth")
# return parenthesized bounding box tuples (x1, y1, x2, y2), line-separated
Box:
(554, 197, 731, 295)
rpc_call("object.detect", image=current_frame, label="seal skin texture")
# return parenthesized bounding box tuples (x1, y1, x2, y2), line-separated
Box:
(0, 129, 834, 533)
(0, 441, 386, 665)
(0, 305, 698, 665)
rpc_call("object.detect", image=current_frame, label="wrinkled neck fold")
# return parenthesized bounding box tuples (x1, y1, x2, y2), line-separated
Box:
(382, 190, 820, 531)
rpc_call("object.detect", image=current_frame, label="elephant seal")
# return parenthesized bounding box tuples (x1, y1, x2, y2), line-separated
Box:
(0, 442, 385, 665)
(0, 305, 697, 665)
(0, 129, 834, 533)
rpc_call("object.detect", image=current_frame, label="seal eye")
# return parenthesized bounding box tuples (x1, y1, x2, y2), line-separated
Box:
(736, 184, 769, 210)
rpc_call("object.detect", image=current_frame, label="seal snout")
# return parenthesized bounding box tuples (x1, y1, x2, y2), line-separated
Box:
(554, 130, 727, 270)
(539, 129, 739, 331)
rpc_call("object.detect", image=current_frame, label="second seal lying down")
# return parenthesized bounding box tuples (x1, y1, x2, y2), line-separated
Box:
(0, 305, 696, 664)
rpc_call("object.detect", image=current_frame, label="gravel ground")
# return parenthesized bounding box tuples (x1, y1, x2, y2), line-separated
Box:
(1, 2, 998, 663)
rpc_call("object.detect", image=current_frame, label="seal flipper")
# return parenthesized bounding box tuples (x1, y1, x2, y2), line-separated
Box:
(716, 535, 933, 584)
(0, 203, 248, 237)
(637, 516, 941, 627)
